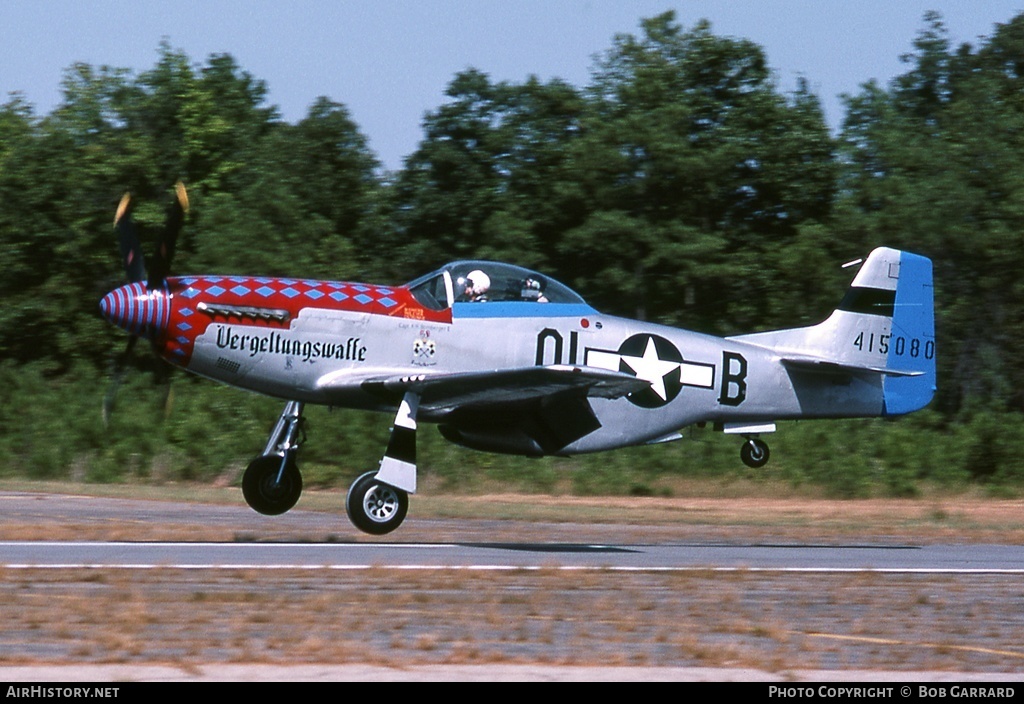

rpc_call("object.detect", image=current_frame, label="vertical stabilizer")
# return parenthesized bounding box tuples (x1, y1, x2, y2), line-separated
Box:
(731, 247, 936, 415)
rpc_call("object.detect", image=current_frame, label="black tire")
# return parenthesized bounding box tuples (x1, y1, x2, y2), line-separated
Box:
(242, 454, 302, 516)
(346, 471, 409, 535)
(740, 439, 770, 468)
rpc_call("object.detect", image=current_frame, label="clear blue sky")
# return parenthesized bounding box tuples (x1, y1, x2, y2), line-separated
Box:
(2, 1, 1022, 170)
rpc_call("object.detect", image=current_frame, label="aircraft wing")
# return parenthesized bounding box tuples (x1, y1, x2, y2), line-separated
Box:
(779, 354, 925, 378)
(357, 365, 650, 413)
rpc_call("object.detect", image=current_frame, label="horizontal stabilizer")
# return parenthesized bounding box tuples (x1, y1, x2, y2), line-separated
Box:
(779, 354, 925, 378)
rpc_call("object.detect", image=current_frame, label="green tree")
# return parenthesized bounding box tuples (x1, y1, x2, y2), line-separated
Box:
(839, 11, 1024, 414)
(183, 97, 378, 282)
(384, 69, 584, 281)
(0, 74, 126, 368)
(554, 12, 837, 330)
(278, 97, 380, 279)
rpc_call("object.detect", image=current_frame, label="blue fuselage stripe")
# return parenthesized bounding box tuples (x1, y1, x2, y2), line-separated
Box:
(453, 302, 599, 319)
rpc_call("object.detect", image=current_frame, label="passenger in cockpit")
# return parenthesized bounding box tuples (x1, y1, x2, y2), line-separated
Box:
(521, 277, 549, 303)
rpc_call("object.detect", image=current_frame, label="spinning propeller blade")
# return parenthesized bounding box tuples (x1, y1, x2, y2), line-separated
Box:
(114, 192, 146, 283)
(102, 335, 138, 426)
(102, 182, 189, 425)
(148, 181, 189, 290)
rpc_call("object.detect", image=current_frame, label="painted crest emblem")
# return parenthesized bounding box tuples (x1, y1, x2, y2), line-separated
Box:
(412, 331, 437, 366)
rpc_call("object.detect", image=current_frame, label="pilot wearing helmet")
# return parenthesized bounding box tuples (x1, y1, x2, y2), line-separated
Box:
(458, 270, 491, 302)
(521, 277, 549, 303)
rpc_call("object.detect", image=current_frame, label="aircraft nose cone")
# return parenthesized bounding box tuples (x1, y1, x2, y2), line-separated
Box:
(99, 282, 170, 338)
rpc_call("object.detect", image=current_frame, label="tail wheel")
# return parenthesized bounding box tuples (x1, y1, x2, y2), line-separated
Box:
(346, 471, 408, 535)
(740, 439, 770, 468)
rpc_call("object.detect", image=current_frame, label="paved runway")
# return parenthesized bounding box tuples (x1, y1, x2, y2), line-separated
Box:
(0, 491, 1021, 571)
(1, 540, 1022, 571)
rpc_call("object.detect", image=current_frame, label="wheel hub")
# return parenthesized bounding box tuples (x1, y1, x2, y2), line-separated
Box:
(364, 486, 399, 522)
(261, 475, 287, 498)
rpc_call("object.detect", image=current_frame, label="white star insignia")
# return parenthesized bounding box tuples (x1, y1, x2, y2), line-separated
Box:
(619, 337, 680, 401)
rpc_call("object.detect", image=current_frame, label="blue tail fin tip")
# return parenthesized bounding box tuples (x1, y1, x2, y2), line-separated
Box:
(882, 250, 936, 415)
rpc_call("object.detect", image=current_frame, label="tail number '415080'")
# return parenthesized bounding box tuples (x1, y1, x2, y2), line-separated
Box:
(854, 332, 934, 359)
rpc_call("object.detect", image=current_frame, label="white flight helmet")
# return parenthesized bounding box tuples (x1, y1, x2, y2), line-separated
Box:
(466, 270, 490, 296)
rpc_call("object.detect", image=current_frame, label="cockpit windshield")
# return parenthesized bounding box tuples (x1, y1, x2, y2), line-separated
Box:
(406, 261, 585, 311)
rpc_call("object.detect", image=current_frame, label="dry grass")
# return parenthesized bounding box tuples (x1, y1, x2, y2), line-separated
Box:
(0, 564, 999, 671)
(0, 566, 1022, 671)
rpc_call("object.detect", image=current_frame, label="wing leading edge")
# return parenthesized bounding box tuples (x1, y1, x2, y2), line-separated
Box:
(343, 365, 652, 457)
(357, 364, 650, 413)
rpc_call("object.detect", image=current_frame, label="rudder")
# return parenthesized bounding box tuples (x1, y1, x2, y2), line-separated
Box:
(882, 250, 936, 415)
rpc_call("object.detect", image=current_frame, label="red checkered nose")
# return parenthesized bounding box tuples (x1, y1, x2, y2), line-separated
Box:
(99, 282, 170, 339)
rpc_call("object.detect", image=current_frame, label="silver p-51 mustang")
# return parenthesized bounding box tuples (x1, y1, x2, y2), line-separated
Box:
(100, 185, 936, 534)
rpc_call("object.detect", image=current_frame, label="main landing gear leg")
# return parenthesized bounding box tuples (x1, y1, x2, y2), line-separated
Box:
(243, 400, 306, 515)
(346, 392, 418, 535)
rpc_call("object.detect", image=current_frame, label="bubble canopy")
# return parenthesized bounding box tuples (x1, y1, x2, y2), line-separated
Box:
(406, 261, 587, 311)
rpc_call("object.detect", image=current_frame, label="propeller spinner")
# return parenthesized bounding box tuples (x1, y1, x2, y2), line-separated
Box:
(100, 183, 189, 422)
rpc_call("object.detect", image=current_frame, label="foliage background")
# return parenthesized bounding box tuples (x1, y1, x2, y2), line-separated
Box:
(3, 11, 1023, 496)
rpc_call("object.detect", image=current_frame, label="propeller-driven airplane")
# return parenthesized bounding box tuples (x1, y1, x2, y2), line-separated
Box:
(100, 184, 936, 534)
